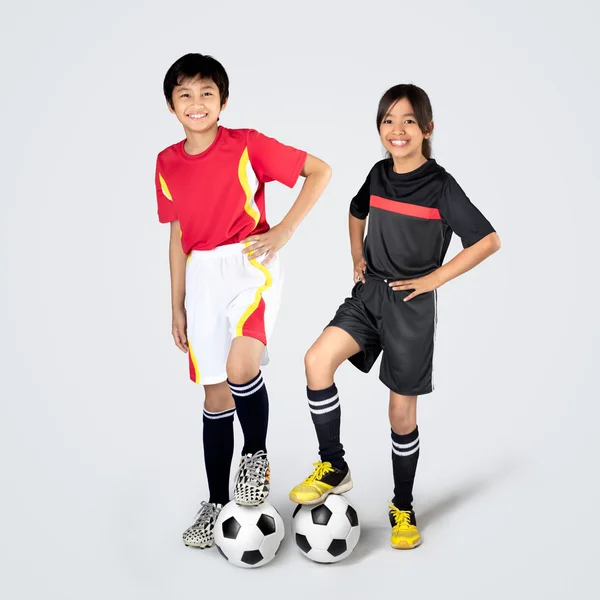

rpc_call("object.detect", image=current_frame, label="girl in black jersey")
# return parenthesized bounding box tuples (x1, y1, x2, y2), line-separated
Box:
(289, 84, 501, 549)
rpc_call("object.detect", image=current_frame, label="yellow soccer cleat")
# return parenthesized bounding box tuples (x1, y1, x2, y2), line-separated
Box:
(289, 461, 353, 505)
(389, 503, 421, 549)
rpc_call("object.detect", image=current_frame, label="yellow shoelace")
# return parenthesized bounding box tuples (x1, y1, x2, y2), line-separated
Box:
(388, 503, 412, 529)
(303, 461, 335, 484)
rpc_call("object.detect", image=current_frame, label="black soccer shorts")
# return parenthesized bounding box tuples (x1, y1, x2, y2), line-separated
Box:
(328, 277, 436, 396)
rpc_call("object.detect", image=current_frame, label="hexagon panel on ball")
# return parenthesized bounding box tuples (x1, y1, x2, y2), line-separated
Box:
(214, 500, 285, 568)
(291, 494, 360, 563)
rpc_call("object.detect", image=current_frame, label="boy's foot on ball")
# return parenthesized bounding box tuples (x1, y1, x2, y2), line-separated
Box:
(234, 450, 271, 506)
(182, 501, 222, 548)
(289, 461, 353, 504)
(389, 503, 421, 549)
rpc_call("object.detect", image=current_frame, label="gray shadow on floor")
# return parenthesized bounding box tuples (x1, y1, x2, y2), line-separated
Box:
(272, 495, 385, 567)
(418, 459, 520, 531)
(330, 524, 388, 566)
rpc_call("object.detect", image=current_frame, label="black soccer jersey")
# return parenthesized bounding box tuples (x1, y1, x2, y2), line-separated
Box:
(350, 159, 495, 281)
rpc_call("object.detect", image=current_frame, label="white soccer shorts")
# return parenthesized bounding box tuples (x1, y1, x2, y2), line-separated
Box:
(184, 243, 283, 384)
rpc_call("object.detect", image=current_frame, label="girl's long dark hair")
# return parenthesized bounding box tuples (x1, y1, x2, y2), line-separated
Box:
(377, 84, 434, 158)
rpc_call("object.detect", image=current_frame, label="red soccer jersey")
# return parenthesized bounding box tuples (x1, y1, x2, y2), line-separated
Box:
(155, 127, 307, 253)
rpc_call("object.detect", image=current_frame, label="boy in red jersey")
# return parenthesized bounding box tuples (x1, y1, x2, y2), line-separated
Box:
(155, 53, 331, 548)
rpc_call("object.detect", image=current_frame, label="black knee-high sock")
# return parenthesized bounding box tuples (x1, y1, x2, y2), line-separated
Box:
(227, 371, 269, 455)
(391, 426, 420, 510)
(203, 407, 235, 505)
(307, 384, 346, 470)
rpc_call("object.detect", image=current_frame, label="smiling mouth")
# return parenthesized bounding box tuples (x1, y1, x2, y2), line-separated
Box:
(187, 113, 208, 120)
(390, 140, 409, 147)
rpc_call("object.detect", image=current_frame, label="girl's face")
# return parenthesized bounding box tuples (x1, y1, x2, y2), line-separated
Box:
(379, 97, 431, 161)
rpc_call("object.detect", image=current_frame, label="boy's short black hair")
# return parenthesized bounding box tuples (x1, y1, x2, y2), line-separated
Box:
(163, 53, 229, 108)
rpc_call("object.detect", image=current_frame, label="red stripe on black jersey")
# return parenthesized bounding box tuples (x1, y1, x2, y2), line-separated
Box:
(370, 195, 442, 220)
(350, 159, 495, 280)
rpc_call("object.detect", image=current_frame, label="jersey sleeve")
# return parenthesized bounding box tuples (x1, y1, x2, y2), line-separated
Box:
(247, 130, 307, 188)
(438, 175, 495, 248)
(349, 171, 371, 220)
(155, 158, 178, 224)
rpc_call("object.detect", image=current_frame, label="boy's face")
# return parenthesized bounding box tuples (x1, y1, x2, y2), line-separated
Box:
(169, 77, 225, 133)
(379, 97, 432, 161)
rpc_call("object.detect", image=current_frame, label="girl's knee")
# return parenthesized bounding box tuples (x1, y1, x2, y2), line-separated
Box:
(389, 398, 417, 434)
(390, 418, 417, 436)
(389, 409, 417, 434)
(305, 346, 330, 377)
(304, 346, 337, 389)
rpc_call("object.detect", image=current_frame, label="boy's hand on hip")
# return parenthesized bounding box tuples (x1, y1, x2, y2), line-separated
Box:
(353, 257, 367, 283)
(172, 309, 188, 353)
(242, 224, 292, 266)
(389, 272, 441, 302)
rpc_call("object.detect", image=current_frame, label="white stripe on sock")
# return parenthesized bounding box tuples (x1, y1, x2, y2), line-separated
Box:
(309, 400, 340, 415)
(229, 380, 265, 397)
(392, 437, 419, 450)
(307, 393, 339, 407)
(228, 374, 263, 393)
(203, 408, 236, 420)
(204, 407, 235, 415)
(392, 444, 420, 457)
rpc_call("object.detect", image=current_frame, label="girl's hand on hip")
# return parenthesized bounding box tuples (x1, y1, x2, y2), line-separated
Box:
(389, 272, 441, 302)
(353, 257, 367, 283)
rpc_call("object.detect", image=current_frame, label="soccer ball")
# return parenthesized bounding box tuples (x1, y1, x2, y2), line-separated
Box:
(214, 501, 284, 568)
(292, 495, 360, 563)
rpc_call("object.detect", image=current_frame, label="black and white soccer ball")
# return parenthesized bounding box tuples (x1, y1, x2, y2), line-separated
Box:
(214, 501, 284, 568)
(292, 495, 360, 563)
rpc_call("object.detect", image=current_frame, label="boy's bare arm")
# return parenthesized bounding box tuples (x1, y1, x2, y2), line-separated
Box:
(242, 154, 332, 264)
(280, 154, 332, 234)
(169, 220, 189, 352)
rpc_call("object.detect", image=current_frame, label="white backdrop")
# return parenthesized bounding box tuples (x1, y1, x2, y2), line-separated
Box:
(1, 1, 598, 598)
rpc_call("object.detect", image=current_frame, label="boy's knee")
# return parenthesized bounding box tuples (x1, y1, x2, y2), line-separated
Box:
(226, 361, 259, 385)
(204, 382, 234, 412)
